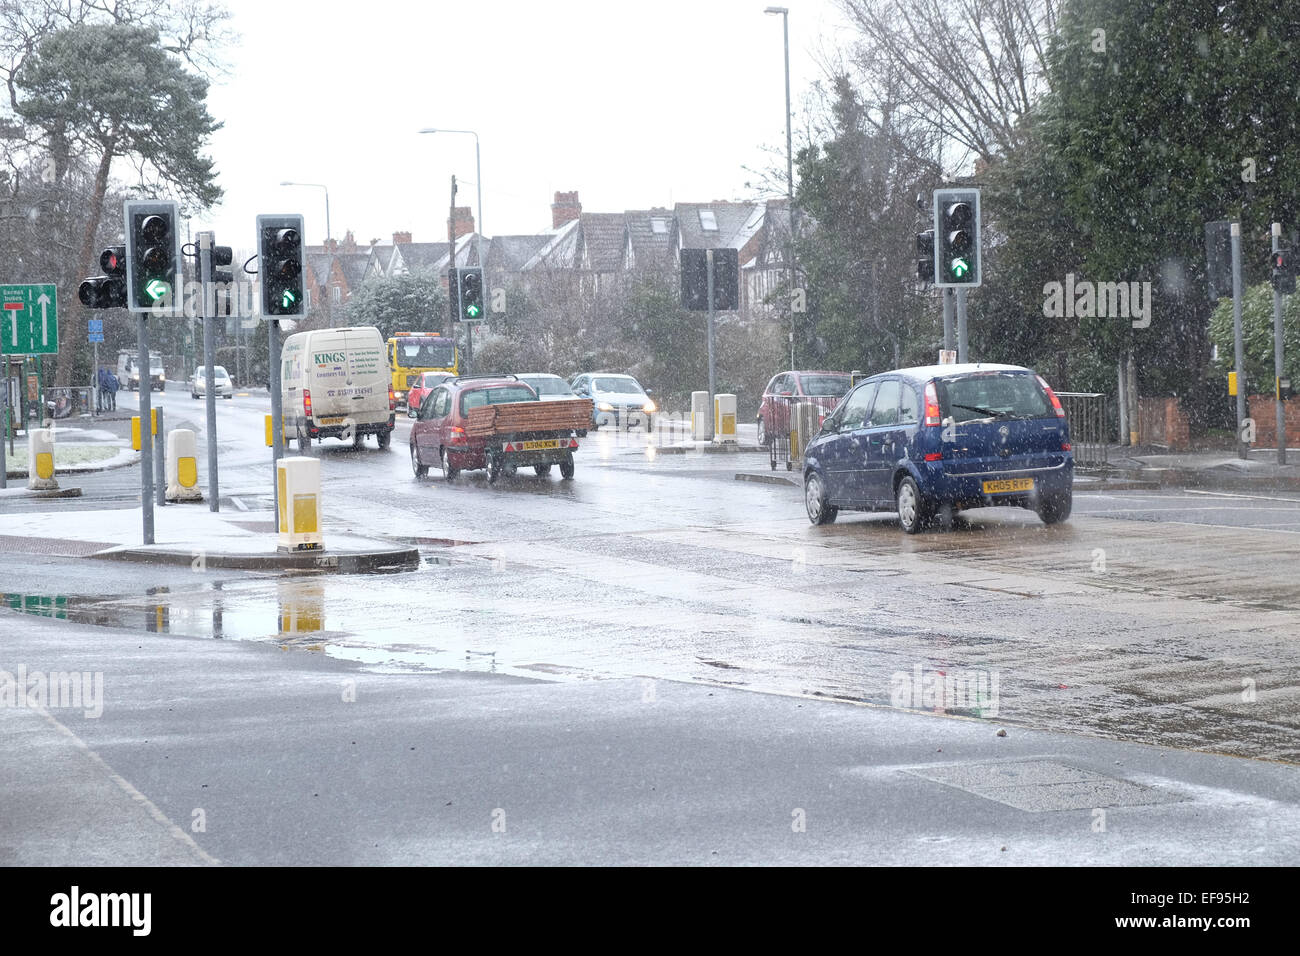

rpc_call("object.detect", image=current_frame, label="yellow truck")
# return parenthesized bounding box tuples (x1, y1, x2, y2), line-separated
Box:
(387, 332, 458, 407)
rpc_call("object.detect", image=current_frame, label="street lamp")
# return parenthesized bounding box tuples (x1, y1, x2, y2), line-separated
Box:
(764, 6, 795, 370)
(279, 181, 331, 245)
(417, 128, 483, 270)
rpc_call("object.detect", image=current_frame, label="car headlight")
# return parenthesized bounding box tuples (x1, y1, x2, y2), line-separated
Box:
(642, 400, 656, 413)
(597, 401, 614, 412)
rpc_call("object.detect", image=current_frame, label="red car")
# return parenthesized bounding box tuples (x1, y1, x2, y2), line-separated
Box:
(409, 375, 582, 481)
(756, 371, 853, 446)
(404, 371, 455, 418)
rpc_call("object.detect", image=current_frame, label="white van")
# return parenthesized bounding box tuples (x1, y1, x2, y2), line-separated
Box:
(279, 326, 394, 452)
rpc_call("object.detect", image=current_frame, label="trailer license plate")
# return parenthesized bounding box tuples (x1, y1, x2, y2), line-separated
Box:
(983, 478, 1034, 493)
(520, 439, 561, 451)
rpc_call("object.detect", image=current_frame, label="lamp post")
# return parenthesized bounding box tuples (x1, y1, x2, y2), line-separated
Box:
(279, 181, 331, 245)
(419, 128, 484, 374)
(764, 6, 795, 370)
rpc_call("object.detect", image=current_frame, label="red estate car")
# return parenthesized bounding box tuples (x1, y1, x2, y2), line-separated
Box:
(409, 375, 580, 481)
(756, 371, 853, 446)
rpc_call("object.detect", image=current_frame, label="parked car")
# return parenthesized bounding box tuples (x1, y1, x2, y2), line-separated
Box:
(189, 365, 234, 399)
(570, 372, 655, 431)
(757, 371, 852, 446)
(404, 371, 455, 418)
(409, 375, 589, 482)
(280, 326, 395, 452)
(802, 363, 1073, 533)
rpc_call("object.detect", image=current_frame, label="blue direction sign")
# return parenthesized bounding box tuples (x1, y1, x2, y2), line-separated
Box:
(0, 284, 58, 355)
(88, 317, 103, 343)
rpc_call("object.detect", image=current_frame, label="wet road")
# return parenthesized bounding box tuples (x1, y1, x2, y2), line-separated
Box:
(4, 386, 1299, 765)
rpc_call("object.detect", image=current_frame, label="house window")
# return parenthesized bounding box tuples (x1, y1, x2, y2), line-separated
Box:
(331, 285, 342, 304)
(650, 217, 667, 234)
(698, 210, 718, 231)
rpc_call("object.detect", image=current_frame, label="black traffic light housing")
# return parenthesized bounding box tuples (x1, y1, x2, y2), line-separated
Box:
(456, 267, 484, 321)
(1271, 248, 1296, 294)
(916, 230, 935, 282)
(124, 200, 183, 313)
(932, 188, 982, 288)
(1205, 220, 1232, 301)
(257, 214, 305, 316)
(679, 248, 740, 311)
(78, 245, 128, 309)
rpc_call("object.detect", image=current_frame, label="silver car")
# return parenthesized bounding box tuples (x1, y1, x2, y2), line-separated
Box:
(517, 373, 578, 401)
(190, 365, 234, 399)
(571, 372, 656, 431)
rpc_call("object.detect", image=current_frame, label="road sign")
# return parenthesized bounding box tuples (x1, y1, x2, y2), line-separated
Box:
(0, 284, 58, 354)
(87, 318, 103, 333)
(88, 332, 104, 343)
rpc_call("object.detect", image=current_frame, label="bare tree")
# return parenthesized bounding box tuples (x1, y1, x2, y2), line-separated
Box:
(838, 0, 1058, 170)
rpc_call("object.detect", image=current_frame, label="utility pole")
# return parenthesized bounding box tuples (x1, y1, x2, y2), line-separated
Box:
(1231, 221, 1247, 459)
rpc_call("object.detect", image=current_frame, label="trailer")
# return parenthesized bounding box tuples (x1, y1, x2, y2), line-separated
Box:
(463, 398, 593, 482)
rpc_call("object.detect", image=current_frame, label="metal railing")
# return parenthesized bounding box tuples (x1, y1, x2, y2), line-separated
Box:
(1056, 392, 1109, 467)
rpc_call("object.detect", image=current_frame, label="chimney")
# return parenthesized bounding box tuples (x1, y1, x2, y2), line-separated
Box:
(340, 229, 357, 253)
(447, 206, 475, 240)
(551, 190, 581, 229)
(324, 237, 338, 253)
(392, 231, 412, 245)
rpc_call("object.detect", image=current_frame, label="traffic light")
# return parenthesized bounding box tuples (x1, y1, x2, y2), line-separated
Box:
(457, 267, 484, 321)
(916, 230, 935, 282)
(1205, 220, 1232, 301)
(78, 246, 128, 309)
(124, 200, 182, 313)
(932, 188, 981, 287)
(257, 214, 305, 316)
(447, 267, 460, 324)
(1271, 248, 1295, 294)
(679, 248, 740, 311)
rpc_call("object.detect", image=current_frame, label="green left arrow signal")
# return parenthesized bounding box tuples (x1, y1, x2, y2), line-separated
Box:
(145, 278, 170, 301)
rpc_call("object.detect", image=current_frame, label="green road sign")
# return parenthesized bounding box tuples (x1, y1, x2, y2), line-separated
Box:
(0, 284, 58, 355)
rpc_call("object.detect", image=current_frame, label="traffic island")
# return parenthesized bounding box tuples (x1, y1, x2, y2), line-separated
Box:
(94, 540, 419, 573)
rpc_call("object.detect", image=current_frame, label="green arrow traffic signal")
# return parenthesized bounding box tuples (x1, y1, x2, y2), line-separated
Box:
(950, 258, 969, 278)
(282, 289, 297, 309)
(466, 304, 480, 318)
(145, 278, 170, 301)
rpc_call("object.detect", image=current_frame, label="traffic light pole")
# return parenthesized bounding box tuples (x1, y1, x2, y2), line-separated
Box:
(942, 289, 955, 353)
(137, 315, 154, 545)
(269, 318, 283, 533)
(706, 249, 717, 436)
(1272, 222, 1287, 465)
(1231, 221, 1247, 460)
(200, 232, 220, 511)
(955, 289, 969, 363)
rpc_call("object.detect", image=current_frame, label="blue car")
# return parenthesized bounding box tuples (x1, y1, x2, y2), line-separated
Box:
(802, 363, 1074, 533)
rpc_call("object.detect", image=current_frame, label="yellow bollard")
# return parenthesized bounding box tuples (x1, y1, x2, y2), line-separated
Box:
(131, 416, 141, 451)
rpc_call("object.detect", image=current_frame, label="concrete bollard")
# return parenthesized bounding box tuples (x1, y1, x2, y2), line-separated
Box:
(27, 427, 57, 490)
(691, 391, 711, 441)
(713, 393, 737, 443)
(166, 428, 203, 501)
(277, 456, 323, 552)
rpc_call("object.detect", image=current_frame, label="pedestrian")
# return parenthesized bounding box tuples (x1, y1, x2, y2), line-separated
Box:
(106, 369, 119, 411)
(96, 367, 109, 411)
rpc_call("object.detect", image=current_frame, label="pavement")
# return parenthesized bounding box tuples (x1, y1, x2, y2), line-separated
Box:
(3, 609, 1297, 866)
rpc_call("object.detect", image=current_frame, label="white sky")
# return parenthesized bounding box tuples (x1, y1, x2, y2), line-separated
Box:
(202, 0, 843, 248)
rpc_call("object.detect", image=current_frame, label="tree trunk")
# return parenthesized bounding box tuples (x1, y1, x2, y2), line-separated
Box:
(55, 144, 113, 387)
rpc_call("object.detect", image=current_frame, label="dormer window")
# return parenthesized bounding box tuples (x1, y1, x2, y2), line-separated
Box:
(650, 217, 667, 234)
(699, 210, 718, 231)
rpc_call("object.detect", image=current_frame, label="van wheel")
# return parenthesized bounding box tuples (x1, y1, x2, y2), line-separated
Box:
(896, 476, 931, 534)
(411, 442, 427, 478)
(1037, 492, 1072, 525)
(296, 425, 312, 455)
(377, 428, 391, 450)
(805, 472, 837, 525)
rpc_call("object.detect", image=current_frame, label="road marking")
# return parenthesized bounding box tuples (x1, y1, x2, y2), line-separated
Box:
(1184, 488, 1300, 504)
(36, 706, 220, 865)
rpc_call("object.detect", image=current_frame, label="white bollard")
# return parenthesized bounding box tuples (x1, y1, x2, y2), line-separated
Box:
(713, 393, 737, 443)
(691, 391, 710, 441)
(27, 428, 57, 490)
(166, 428, 203, 501)
(277, 456, 324, 552)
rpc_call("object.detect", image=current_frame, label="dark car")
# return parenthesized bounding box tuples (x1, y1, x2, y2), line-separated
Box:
(802, 363, 1073, 533)
(757, 371, 852, 446)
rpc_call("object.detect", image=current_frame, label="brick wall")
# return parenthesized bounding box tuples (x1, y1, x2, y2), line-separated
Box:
(1137, 396, 1191, 450)
(1247, 394, 1300, 447)
(552, 191, 581, 228)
